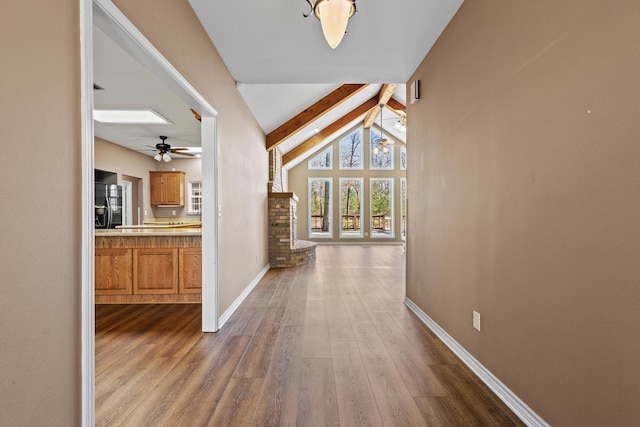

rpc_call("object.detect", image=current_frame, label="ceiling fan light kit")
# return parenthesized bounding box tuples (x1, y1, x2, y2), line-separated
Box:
(304, 0, 356, 49)
(154, 135, 172, 162)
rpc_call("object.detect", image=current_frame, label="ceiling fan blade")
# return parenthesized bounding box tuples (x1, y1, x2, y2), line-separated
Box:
(170, 148, 196, 157)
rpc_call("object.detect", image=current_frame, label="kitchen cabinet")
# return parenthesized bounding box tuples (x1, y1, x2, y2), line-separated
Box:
(179, 248, 202, 294)
(94, 233, 201, 304)
(95, 248, 133, 295)
(133, 248, 179, 294)
(150, 171, 185, 206)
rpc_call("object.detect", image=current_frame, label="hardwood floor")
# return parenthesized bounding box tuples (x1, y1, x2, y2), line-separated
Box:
(96, 245, 524, 426)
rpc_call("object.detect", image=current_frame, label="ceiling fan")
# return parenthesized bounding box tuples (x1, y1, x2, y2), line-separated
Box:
(372, 105, 403, 154)
(147, 136, 197, 162)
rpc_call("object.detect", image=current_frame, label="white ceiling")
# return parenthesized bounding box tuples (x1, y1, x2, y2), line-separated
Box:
(93, 0, 463, 163)
(188, 0, 463, 84)
(93, 26, 201, 158)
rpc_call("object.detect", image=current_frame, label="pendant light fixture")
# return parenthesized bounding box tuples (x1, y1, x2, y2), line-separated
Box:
(304, 0, 356, 49)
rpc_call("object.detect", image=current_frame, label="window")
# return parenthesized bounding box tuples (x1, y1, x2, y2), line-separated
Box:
(187, 181, 202, 215)
(400, 146, 407, 170)
(339, 127, 363, 169)
(370, 178, 394, 238)
(308, 146, 332, 170)
(339, 178, 363, 238)
(309, 178, 333, 238)
(370, 127, 393, 170)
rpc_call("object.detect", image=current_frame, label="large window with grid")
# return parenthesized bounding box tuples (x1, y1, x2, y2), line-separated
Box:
(309, 178, 333, 238)
(308, 146, 332, 170)
(339, 178, 363, 238)
(370, 178, 394, 238)
(339, 127, 363, 170)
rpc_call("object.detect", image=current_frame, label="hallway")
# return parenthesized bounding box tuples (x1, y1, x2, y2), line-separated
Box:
(96, 245, 524, 426)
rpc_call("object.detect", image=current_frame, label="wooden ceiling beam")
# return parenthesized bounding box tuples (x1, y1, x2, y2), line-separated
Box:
(266, 84, 368, 151)
(387, 98, 406, 114)
(363, 83, 398, 128)
(283, 96, 378, 166)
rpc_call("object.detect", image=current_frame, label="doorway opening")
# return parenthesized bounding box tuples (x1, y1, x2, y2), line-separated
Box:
(81, 0, 219, 424)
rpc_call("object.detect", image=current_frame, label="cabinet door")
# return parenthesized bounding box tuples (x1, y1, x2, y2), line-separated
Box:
(150, 172, 165, 205)
(163, 172, 184, 206)
(133, 248, 178, 294)
(179, 248, 202, 294)
(95, 248, 133, 295)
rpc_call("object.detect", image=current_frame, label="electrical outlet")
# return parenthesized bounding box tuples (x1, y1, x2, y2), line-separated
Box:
(364, 232, 369, 236)
(473, 311, 481, 331)
(172, 210, 176, 216)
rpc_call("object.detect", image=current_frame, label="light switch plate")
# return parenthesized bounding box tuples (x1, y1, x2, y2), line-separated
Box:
(473, 311, 481, 331)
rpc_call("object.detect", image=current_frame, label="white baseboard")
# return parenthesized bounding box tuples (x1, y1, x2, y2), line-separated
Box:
(404, 297, 549, 427)
(218, 264, 270, 328)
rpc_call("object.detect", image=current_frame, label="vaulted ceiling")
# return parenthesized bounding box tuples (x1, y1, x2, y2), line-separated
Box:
(93, 1, 464, 166)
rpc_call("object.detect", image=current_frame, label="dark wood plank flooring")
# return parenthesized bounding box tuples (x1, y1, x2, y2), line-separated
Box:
(96, 245, 524, 426)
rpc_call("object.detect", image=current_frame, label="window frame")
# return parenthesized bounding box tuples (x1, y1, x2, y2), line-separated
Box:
(338, 127, 364, 170)
(308, 146, 333, 170)
(308, 177, 334, 239)
(338, 177, 364, 238)
(400, 146, 407, 171)
(187, 180, 202, 215)
(369, 177, 394, 238)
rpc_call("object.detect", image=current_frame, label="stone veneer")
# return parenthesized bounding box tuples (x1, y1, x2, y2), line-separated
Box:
(267, 148, 283, 193)
(268, 192, 317, 268)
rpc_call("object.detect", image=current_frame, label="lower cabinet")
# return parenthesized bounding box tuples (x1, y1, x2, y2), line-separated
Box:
(95, 235, 201, 303)
(133, 248, 179, 294)
(179, 248, 203, 294)
(95, 248, 133, 295)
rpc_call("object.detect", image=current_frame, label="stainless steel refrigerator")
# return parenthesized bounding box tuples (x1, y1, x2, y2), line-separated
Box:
(95, 184, 123, 229)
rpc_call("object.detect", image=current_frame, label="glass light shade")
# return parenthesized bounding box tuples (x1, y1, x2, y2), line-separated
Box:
(154, 153, 162, 162)
(383, 146, 389, 153)
(394, 119, 407, 132)
(162, 153, 172, 162)
(373, 147, 379, 155)
(315, 0, 354, 49)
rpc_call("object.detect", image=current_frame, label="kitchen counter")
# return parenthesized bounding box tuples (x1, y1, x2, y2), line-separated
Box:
(95, 227, 201, 237)
(95, 228, 202, 304)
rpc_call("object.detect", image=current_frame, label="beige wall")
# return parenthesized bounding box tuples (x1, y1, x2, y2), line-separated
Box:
(2, 0, 268, 424)
(406, 1, 640, 425)
(289, 125, 406, 243)
(0, 0, 81, 425)
(95, 137, 203, 221)
(112, 0, 269, 313)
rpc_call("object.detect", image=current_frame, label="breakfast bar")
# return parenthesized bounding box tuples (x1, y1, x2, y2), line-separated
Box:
(95, 227, 202, 304)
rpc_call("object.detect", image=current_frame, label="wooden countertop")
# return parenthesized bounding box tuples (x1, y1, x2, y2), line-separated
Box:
(95, 228, 201, 237)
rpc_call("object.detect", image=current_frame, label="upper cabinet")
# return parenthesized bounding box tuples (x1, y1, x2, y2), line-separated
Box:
(150, 171, 185, 206)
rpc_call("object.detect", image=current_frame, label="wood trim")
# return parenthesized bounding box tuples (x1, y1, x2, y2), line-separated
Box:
(387, 98, 406, 114)
(283, 96, 378, 166)
(266, 84, 368, 151)
(362, 105, 381, 130)
(363, 84, 398, 128)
